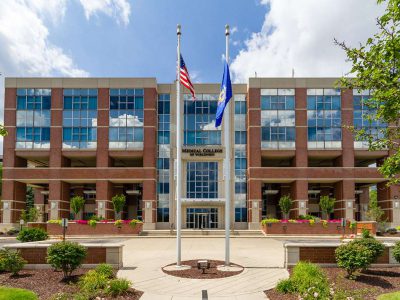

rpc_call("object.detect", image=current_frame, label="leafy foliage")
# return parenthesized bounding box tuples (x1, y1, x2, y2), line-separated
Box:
(94, 264, 114, 279)
(17, 227, 48, 242)
(352, 237, 385, 264)
(88, 220, 97, 228)
(336, 0, 400, 184)
(335, 241, 373, 279)
(261, 218, 280, 225)
(79, 270, 108, 295)
(70, 196, 85, 219)
(111, 194, 126, 219)
(278, 195, 292, 218)
(106, 278, 131, 297)
(47, 242, 87, 278)
(0, 249, 27, 275)
(20, 207, 40, 223)
(319, 195, 335, 220)
(392, 241, 400, 263)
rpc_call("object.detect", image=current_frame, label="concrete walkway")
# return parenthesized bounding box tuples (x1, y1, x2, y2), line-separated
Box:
(118, 237, 288, 299)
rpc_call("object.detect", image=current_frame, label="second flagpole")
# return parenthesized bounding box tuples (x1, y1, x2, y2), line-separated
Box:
(176, 24, 182, 267)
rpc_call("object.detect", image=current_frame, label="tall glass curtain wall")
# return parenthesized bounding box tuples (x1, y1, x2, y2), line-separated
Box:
(186, 162, 218, 199)
(353, 90, 386, 148)
(109, 89, 144, 149)
(234, 95, 247, 222)
(157, 94, 170, 222)
(261, 89, 295, 149)
(63, 89, 98, 149)
(184, 94, 221, 145)
(307, 89, 342, 149)
(16, 89, 51, 149)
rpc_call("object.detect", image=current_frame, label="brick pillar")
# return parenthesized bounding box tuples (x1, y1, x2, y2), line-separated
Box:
(96, 181, 114, 219)
(377, 182, 400, 225)
(49, 181, 70, 220)
(294, 88, 308, 167)
(340, 89, 354, 167)
(97, 88, 110, 167)
(247, 88, 262, 229)
(334, 180, 355, 220)
(2, 87, 27, 223)
(291, 180, 308, 218)
(142, 88, 157, 229)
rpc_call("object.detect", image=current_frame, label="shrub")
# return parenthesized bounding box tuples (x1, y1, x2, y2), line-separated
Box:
(88, 220, 97, 228)
(0, 249, 27, 275)
(0, 286, 38, 300)
(298, 214, 316, 220)
(309, 219, 315, 226)
(47, 220, 62, 225)
(361, 228, 372, 239)
(6, 228, 19, 236)
(129, 219, 142, 228)
(95, 264, 114, 279)
(70, 196, 85, 220)
(392, 241, 400, 263)
(47, 242, 87, 278)
(79, 270, 108, 295)
(335, 241, 373, 279)
(396, 226, 400, 231)
(106, 278, 131, 296)
(386, 228, 397, 235)
(278, 195, 292, 219)
(261, 218, 280, 225)
(20, 207, 40, 223)
(114, 220, 123, 228)
(353, 237, 385, 264)
(319, 195, 335, 220)
(17, 227, 48, 242)
(111, 194, 126, 219)
(276, 278, 296, 294)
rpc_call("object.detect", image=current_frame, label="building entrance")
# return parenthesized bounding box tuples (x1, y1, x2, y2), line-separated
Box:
(186, 208, 218, 229)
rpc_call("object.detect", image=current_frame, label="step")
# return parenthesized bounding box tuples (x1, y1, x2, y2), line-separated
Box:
(139, 229, 264, 237)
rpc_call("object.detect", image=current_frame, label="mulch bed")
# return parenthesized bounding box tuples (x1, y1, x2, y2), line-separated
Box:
(162, 259, 243, 279)
(266, 267, 400, 300)
(0, 269, 143, 300)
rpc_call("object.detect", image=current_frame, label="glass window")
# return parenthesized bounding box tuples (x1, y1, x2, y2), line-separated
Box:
(186, 162, 218, 199)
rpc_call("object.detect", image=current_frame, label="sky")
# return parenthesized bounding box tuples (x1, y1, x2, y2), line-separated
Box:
(0, 0, 386, 152)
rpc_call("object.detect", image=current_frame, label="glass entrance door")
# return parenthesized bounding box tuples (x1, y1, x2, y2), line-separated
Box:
(186, 208, 218, 229)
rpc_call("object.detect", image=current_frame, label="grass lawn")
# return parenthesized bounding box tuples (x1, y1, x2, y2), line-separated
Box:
(0, 286, 38, 300)
(378, 291, 400, 300)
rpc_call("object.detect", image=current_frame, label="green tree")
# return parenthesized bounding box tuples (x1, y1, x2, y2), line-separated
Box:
(319, 195, 335, 220)
(70, 196, 85, 220)
(335, 0, 400, 184)
(278, 195, 292, 219)
(26, 186, 34, 210)
(111, 194, 126, 220)
(366, 189, 387, 233)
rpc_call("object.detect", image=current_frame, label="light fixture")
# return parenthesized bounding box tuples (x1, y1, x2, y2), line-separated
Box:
(347, 201, 353, 208)
(395, 201, 399, 209)
(40, 191, 49, 195)
(355, 190, 363, 194)
(253, 201, 258, 209)
(300, 201, 305, 209)
(308, 190, 321, 194)
(3, 202, 9, 210)
(263, 190, 279, 195)
(51, 202, 56, 209)
(99, 202, 104, 209)
(83, 190, 96, 195)
(146, 202, 151, 209)
(126, 190, 141, 195)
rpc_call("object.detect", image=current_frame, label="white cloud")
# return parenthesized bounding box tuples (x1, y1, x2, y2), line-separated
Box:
(78, 0, 131, 26)
(231, 0, 385, 82)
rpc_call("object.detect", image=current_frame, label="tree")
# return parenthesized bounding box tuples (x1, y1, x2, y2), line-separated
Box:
(70, 196, 85, 220)
(335, 0, 400, 184)
(111, 194, 126, 220)
(319, 195, 335, 220)
(26, 187, 34, 210)
(278, 195, 292, 219)
(366, 189, 387, 233)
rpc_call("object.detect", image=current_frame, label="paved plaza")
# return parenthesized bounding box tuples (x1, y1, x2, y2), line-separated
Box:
(118, 237, 288, 299)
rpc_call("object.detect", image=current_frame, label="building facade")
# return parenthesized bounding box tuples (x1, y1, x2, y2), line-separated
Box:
(2, 77, 399, 229)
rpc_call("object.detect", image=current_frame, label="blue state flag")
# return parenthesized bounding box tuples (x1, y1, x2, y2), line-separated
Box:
(215, 61, 232, 128)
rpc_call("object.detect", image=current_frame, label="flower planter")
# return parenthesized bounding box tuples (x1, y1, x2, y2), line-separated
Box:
(29, 221, 143, 235)
(261, 222, 354, 235)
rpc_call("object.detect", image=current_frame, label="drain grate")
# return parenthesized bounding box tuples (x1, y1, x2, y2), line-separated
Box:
(202, 290, 208, 300)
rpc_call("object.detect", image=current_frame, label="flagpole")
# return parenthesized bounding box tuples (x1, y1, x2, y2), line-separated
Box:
(176, 24, 182, 267)
(224, 24, 231, 267)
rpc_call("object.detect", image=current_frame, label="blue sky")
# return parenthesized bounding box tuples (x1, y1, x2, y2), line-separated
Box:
(47, 0, 266, 82)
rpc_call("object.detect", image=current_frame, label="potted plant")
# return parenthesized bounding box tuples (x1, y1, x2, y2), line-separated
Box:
(319, 195, 335, 220)
(70, 196, 85, 220)
(279, 195, 292, 220)
(111, 194, 126, 220)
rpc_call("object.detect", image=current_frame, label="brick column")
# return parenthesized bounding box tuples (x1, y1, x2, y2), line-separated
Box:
(97, 88, 110, 167)
(291, 180, 308, 218)
(96, 181, 114, 219)
(294, 88, 308, 167)
(340, 89, 354, 167)
(334, 180, 355, 220)
(142, 88, 157, 229)
(247, 88, 262, 229)
(48, 181, 70, 220)
(377, 182, 400, 225)
(2, 87, 27, 223)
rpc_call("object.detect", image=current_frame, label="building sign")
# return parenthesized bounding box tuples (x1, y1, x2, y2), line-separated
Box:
(182, 148, 223, 157)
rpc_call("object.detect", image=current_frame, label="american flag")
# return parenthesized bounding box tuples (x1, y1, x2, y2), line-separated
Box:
(179, 54, 196, 99)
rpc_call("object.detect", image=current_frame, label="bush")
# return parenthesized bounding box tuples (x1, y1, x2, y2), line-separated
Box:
(114, 220, 123, 228)
(0, 249, 27, 275)
(278, 195, 292, 219)
(298, 214, 316, 220)
(386, 228, 397, 235)
(111, 194, 126, 219)
(392, 241, 400, 263)
(47, 220, 62, 225)
(129, 219, 142, 228)
(20, 207, 40, 223)
(95, 264, 114, 279)
(88, 220, 97, 228)
(106, 278, 131, 296)
(276, 278, 296, 294)
(0, 286, 38, 300)
(47, 242, 87, 278)
(6, 228, 19, 236)
(319, 195, 335, 220)
(70, 196, 85, 220)
(335, 241, 373, 279)
(261, 218, 280, 225)
(17, 227, 48, 243)
(353, 237, 385, 264)
(79, 270, 108, 295)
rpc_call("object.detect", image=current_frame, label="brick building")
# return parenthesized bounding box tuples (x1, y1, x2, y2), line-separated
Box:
(2, 77, 399, 230)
